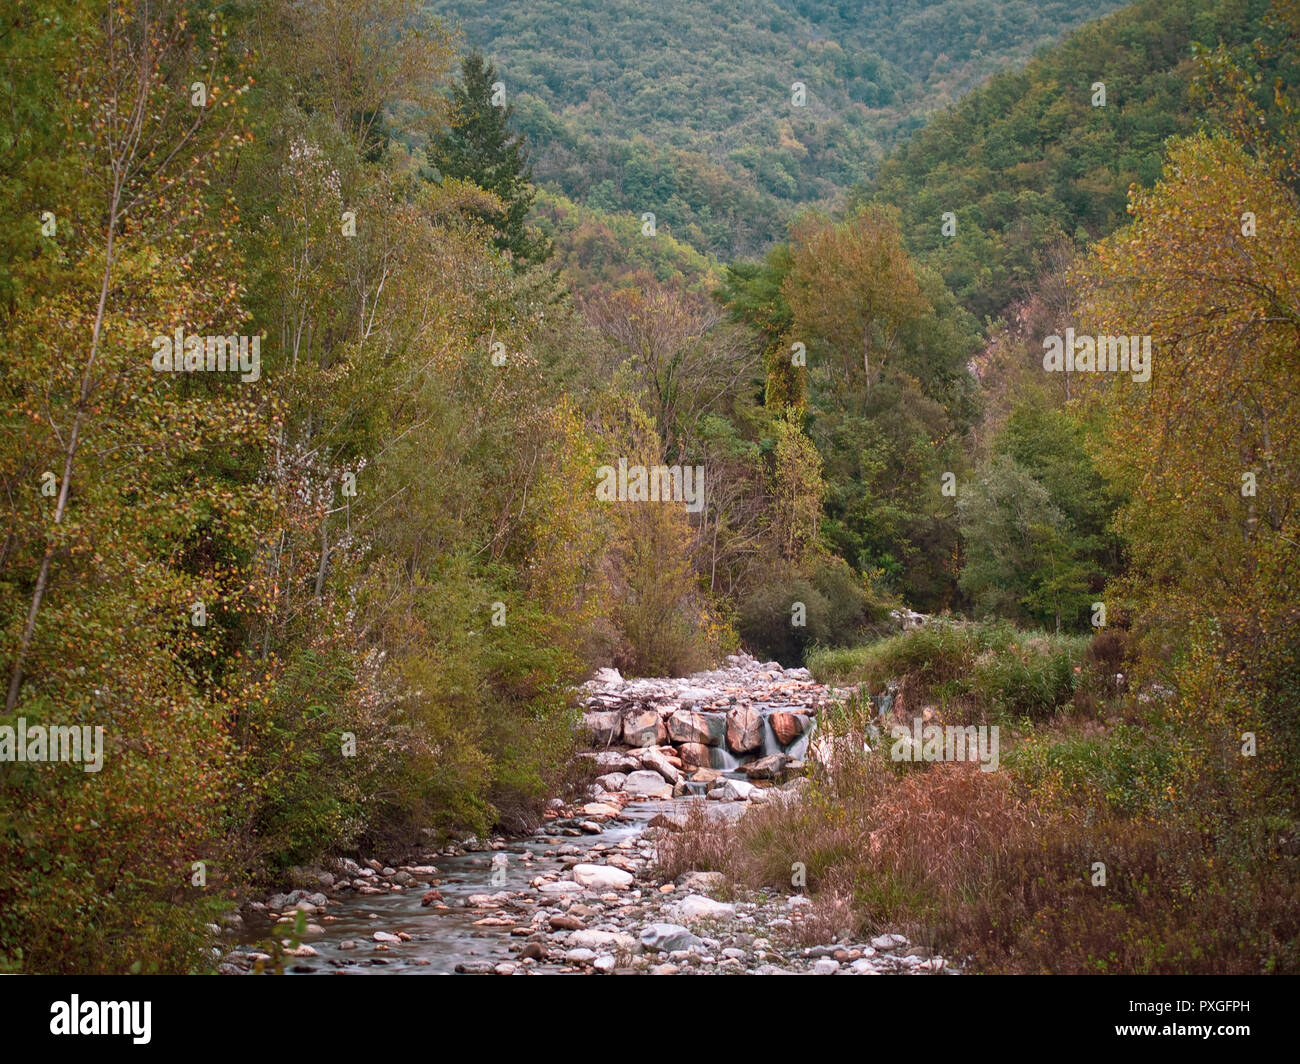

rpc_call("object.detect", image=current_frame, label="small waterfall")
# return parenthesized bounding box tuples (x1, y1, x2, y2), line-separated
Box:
(710, 746, 740, 771)
(875, 686, 895, 722)
(760, 711, 782, 757)
(786, 721, 813, 761)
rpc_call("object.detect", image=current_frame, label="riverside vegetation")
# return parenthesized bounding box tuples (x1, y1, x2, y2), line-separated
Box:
(0, 0, 1297, 974)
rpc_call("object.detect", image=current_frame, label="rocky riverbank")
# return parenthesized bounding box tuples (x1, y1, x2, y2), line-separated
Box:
(219, 653, 950, 975)
(222, 794, 949, 975)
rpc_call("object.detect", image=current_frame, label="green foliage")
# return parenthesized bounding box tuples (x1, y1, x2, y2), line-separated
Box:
(860, 0, 1280, 320)
(1007, 722, 1179, 818)
(737, 556, 892, 667)
(429, 50, 552, 264)
(428, 0, 1128, 260)
(536, 188, 719, 292)
(957, 403, 1120, 630)
(718, 207, 980, 610)
(809, 619, 1087, 722)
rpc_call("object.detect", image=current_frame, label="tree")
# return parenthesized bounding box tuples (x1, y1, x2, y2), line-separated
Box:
(1079, 131, 1300, 798)
(0, 0, 266, 972)
(582, 281, 757, 456)
(770, 411, 826, 565)
(429, 51, 551, 265)
(784, 205, 927, 389)
(958, 455, 1093, 630)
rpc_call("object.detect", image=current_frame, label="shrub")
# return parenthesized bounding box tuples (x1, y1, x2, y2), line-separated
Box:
(737, 556, 891, 666)
(807, 618, 1086, 722)
(666, 739, 1300, 972)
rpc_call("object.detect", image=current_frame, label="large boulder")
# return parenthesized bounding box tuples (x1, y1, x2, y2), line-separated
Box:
(726, 705, 763, 754)
(572, 864, 635, 891)
(677, 743, 713, 769)
(623, 770, 673, 799)
(583, 711, 621, 745)
(640, 747, 682, 783)
(667, 708, 713, 745)
(621, 708, 663, 747)
(770, 711, 806, 747)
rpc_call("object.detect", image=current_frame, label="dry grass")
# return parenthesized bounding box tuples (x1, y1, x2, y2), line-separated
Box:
(654, 748, 1300, 972)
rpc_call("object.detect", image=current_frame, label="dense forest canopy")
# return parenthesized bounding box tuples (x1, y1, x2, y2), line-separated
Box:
(426, 0, 1129, 258)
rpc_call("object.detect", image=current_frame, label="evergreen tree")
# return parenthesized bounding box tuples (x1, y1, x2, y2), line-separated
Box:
(430, 51, 551, 265)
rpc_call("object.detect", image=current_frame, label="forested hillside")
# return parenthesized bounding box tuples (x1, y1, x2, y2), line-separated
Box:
(428, 0, 1128, 258)
(859, 0, 1297, 321)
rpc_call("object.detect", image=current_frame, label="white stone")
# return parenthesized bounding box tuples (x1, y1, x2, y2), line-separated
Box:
(667, 894, 736, 924)
(623, 770, 673, 798)
(572, 864, 635, 890)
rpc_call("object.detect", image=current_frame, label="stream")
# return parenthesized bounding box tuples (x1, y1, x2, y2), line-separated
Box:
(234, 799, 679, 975)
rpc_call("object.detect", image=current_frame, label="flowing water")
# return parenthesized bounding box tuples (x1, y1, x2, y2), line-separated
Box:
(236, 800, 673, 975)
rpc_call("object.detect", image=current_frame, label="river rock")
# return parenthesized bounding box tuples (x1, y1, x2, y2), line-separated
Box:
(640, 747, 681, 783)
(677, 742, 713, 769)
(709, 778, 756, 801)
(770, 711, 806, 746)
(572, 864, 635, 890)
(726, 705, 763, 754)
(623, 769, 673, 798)
(588, 750, 641, 773)
(564, 948, 597, 965)
(640, 923, 704, 952)
(372, 931, 401, 944)
(537, 881, 583, 894)
(583, 710, 621, 745)
(568, 929, 638, 953)
(675, 870, 727, 893)
(595, 772, 627, 792)
(667, 894, 736, 924)
(743, 753, 788, 780)
(667, 708, 713, 745)
(621, 708, 663, 747)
